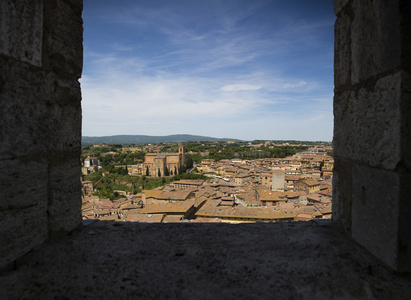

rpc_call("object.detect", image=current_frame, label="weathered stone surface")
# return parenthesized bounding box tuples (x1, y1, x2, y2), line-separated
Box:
(1, 222, 411, 299)
(351, 166, 400, 270)
(0, 159, 47, 210)
(43, 0, 83, 78)
(0, 58, 81, 160)
(47, 157, 82, 234)
(402, 1, 411, 68)
(0, 0, 83, 271)
(334, 12, 351, 88)
(398, 172, 411, 272)
(0, 0, 43, 66)
(0, 159, 48, 269)
(350, 0, 401, 84)
(334, 0, 350, 16)
(332, 159, 352, 234)
(334, 73, 402, 170)
(402, 70, 411, 171)
(42, 73, 82, 152)
(0, 199, 47, 270)
(0, 57, 45, 160)
(334, 0, 411, 272)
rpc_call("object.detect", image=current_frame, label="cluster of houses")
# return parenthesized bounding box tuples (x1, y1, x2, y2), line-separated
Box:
(82, 147, 333, 223)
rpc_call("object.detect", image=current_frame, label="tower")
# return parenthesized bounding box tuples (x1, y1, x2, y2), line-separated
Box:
(271, 170, 285, 192)
(178, 145, 185, 168)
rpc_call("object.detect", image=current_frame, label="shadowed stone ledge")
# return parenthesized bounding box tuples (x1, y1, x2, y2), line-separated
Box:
(1, 221, 410, 299)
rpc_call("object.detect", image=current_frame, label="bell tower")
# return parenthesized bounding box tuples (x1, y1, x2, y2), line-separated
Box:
(178, 145, 185, 168)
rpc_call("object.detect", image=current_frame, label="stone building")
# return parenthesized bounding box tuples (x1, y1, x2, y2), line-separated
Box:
(271, 170, 285, 191)
(143, 145, 185, 177)
(81, 181, 93, 197)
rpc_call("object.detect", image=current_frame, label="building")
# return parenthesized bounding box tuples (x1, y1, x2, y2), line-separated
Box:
(294, 179, 321, 194)
(271, 170, 285, 191)
(172, 180, 204, 190)
(143, 145, 185, 177)
(84, 156, 100, 168)
(81, 181, 93, 197)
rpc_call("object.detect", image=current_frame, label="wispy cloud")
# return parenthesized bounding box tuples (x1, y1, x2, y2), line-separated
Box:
(220, 84, 262, 92)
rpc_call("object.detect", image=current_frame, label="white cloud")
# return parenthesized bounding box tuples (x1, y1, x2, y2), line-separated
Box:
(220, 84, 262, 92)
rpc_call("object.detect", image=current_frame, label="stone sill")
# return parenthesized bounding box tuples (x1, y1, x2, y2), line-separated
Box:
(1, 221, 411, 299)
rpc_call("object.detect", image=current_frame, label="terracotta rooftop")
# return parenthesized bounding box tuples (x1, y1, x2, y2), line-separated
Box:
(140, 200, 197, 214)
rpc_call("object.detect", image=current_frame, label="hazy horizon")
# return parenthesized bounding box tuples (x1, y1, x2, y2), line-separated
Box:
(81, 133, 332, 143)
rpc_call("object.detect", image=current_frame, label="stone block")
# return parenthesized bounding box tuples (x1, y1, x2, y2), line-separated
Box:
(0, 0, 43, 66)
(334, 12, 351, 89)
(401, 70, 411, 170)
(47, 156, 82, 234)
(351, 165, 401, 270)
(0, 58, 81, 160)
(401, 1, 411, 68)
(0, 205, 48, 269)
(44, 0, 83, 78)
(398, 173, 411, 272)
(42, 73, 82, 152)
(0, 161, 48, 269)
(351, 0, 401, 84)
(0, 159, 48, 210)
(333, 73, 402, 170)
(332, 159, 353, 234)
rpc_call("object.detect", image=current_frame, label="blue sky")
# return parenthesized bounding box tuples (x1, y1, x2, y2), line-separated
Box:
(81, 0, 335, 141)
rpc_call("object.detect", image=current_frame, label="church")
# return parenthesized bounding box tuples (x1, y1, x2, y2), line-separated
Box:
(143, 146, 185, 177)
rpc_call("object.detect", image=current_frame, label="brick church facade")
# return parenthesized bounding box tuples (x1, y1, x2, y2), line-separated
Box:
(143, 146, 186, 177)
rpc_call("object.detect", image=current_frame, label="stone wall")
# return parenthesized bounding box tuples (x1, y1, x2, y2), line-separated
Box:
(0, 0, 83, 270)
(333, 0, 411, 272)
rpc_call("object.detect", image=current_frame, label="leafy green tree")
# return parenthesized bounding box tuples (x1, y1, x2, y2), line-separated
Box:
(185, 155, 193, 169)
(120, 167, 128, 175)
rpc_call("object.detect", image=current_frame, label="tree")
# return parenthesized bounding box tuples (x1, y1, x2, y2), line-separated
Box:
(164, 166, 170, 176)
(120, 167, 128, 176)
(158, 169, 161, 177)
(146, 166, 149, 176)
(320, 160, 325, 170)
(185, 155, 193, 169)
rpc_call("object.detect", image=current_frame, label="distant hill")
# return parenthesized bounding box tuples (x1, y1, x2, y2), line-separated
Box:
(81, 134, 242, 145)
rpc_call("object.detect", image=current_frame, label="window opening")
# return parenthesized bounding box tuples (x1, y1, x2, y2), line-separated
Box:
(80, 1, 334, 224)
